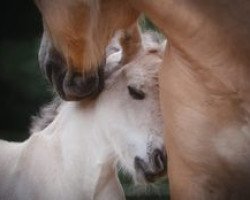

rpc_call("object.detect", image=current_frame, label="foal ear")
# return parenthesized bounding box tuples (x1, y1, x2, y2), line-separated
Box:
(119, 23, 141, 65)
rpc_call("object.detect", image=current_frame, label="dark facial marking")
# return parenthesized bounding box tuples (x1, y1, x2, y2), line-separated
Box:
(128, 86, 145, 100)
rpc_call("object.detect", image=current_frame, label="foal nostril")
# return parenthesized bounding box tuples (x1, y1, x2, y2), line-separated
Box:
(134, 149, 167, 183)
(153, 148, 167, 173)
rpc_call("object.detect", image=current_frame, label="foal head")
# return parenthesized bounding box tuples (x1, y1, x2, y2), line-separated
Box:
(35, 0, 139, 100)
(97, 30, 166, 183)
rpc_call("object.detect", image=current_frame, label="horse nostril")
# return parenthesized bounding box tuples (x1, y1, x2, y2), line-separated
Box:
(68, 72, 97, 92)
(62, 68, 104, 101)
(153, 148, 167, 174)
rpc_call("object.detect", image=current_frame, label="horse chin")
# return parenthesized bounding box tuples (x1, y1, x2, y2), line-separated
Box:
(134, 169, 167, 185)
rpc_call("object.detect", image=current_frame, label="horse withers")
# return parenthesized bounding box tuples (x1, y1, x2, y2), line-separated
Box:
(0, 30, 166, 200)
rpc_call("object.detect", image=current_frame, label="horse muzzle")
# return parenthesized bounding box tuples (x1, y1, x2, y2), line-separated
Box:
(38, 35, 105, 101)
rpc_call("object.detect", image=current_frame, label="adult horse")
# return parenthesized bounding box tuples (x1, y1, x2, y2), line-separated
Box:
(35, 0, 250, 199)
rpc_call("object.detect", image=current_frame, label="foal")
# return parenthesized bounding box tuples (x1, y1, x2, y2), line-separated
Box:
(0, 31, 166, 200)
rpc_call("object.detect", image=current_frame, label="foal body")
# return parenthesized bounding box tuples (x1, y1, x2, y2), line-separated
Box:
(0, 103, 124, 200)
(0, 33, 166, 200)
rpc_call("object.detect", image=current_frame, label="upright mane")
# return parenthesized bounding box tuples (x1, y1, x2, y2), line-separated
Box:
(30, 97, 62, 133)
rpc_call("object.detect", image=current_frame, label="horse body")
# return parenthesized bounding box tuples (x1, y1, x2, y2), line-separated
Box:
(161, 49, 250, 199)
(136, 1, 250, 199)
(0, 32, 166, 200)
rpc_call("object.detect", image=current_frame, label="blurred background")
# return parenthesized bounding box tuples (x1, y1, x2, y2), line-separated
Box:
(0, 1, 168, 199)
(0, 0, 52, 141)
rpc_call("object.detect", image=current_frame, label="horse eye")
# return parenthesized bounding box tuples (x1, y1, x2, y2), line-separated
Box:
(127, 86, 145, 100)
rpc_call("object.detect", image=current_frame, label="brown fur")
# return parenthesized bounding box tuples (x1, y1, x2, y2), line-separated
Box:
(35, 0, 139, 72)
(35, 0, 250, 199)
(134, 1, 250, 199)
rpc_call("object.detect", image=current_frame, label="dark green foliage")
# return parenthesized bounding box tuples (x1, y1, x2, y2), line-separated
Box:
(119, 171, 170, 199)
(0, 0, 50, 141)
(139, 15, 161, 32)
(0, 39, 52, 141)
(1, 0, 42, 39)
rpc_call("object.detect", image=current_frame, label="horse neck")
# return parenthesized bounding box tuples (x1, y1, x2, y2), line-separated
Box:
(132, 0, 250, 91)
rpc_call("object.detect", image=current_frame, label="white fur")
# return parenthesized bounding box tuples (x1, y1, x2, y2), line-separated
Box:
(0, 32, 165, 200)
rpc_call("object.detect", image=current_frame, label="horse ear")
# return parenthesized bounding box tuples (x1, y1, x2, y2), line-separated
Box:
(119, 23, 141, 65)
(104, 24, 141, 78)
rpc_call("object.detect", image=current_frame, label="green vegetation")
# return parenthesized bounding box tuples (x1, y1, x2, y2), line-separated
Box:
(0, 39, 52, 141)
(119, 171, 169, 200)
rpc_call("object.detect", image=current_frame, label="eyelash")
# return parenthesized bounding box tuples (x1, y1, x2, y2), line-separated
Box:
(127, 86, 145, 100)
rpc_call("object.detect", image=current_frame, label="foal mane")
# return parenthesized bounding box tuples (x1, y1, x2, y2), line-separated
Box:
(30, 97, 62, 133)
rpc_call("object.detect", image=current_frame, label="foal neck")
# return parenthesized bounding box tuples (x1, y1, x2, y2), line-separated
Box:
(46, 101, 113, 162)
(40, 101, 118, 194)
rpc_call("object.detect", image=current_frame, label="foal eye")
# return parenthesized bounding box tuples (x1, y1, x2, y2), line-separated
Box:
(128, 86, 145, 100)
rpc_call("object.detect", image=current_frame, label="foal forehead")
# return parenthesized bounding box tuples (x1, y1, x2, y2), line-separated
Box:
(126, 52, 161, 76)
(124, 52, 161, 86)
